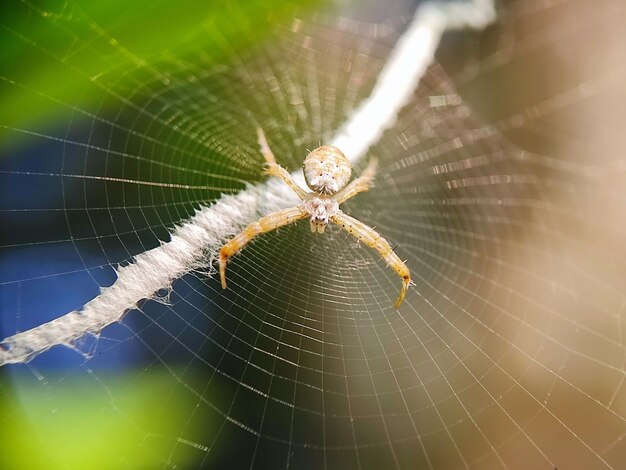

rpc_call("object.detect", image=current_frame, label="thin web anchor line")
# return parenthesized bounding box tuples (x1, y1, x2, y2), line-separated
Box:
(0, 0, 496, 366)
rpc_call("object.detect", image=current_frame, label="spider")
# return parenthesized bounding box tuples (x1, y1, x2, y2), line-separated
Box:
(219, 129, 413, 308)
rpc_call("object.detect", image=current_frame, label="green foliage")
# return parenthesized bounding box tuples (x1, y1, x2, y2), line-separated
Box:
(0, 369, 222, 469)
(1, 0, 324, 149)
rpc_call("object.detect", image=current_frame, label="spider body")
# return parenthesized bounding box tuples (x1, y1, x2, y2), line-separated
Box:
(303, 145, 352, 194)
(218, 128, 413, 308)
(303, 195, 338, 234)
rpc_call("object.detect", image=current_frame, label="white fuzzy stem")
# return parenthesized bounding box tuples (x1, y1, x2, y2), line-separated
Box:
(0, 0, 495, 366)
(0, 181, 298, 365)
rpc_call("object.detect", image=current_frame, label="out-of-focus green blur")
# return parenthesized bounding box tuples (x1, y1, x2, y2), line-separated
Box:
(0, 370, 222, 469)
(0, 0, 322, 151)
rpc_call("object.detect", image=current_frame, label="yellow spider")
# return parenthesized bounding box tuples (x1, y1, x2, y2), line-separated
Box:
(219, 129, 413, 308)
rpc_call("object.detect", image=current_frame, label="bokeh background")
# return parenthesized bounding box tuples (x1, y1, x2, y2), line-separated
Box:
(1, 0, 625, 468)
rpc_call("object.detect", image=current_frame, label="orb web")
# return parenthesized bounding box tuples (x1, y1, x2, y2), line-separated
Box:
(1, 0, 625, 468)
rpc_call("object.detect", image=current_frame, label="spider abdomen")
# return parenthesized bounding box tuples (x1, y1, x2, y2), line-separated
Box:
(303, 146, 352, 194)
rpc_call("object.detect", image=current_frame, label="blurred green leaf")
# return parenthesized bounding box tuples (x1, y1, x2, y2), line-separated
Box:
(0, 369, 221, 469)
(1, 0, 324, 149)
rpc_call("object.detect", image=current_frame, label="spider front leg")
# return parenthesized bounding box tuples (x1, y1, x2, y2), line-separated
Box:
(336, 157, 377, 204)
(257, 128, 307, 200)
(219, 206, 307, 289)
(330, 211, 412, 308)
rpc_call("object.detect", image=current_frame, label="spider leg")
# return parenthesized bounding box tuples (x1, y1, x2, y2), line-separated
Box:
(219, 206, 307, 289)
(336, 157, 377, 204)
(330, 211, 412, 308)
(257, 128, 307, 200)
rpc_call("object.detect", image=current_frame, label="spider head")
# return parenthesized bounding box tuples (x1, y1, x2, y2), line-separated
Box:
(304, 197, 339, 234)
(303, 146, 352, 194)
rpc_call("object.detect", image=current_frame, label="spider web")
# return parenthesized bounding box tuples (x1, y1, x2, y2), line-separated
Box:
(1, 0, 626, 468)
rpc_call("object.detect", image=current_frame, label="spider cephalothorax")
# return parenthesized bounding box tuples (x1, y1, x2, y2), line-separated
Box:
(303, 196, 338, 234)
(218, 128, 413, 308)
